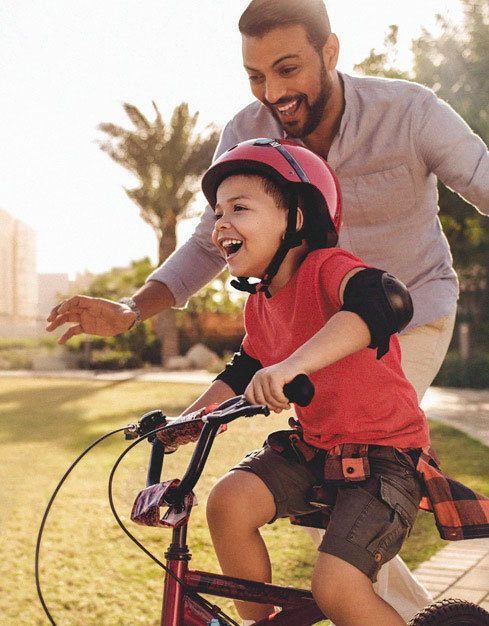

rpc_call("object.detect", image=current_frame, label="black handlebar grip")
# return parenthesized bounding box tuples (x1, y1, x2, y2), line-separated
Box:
(283, 374, 315, 407)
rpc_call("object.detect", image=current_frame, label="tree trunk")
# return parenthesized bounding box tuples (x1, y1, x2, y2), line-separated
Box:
(156, 308, 180, 366)
(157, 216, 180, 366)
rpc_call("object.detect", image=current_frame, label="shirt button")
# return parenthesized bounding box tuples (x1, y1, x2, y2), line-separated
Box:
(374, 552, 382, 562)
(346, 466, 354, 474)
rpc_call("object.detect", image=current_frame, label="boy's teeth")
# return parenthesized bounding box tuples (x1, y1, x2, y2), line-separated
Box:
(222, 239, 243, 255)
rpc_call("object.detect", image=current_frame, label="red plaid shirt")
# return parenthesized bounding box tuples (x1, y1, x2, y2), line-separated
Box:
(267, 429, 489, 541)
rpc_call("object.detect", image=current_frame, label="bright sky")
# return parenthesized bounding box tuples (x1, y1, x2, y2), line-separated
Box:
(1, 0, 462, 278)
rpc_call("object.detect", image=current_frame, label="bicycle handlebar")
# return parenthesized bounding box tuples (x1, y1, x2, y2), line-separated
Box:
(143, 374, 315, 501)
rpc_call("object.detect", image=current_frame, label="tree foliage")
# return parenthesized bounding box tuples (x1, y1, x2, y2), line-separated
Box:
(98, 102, 219, 264)
(87, 257, 155, 300)
(97, 102, 220, 362)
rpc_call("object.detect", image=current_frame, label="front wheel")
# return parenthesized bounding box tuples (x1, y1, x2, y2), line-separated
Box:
(408, 598, 489, 625)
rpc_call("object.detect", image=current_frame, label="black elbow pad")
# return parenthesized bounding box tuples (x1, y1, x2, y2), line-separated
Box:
(340, 268, 413, 359)
(213, 345, 263, 395)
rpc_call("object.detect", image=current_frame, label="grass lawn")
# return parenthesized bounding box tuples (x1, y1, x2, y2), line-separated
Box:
(2, 377, 489, 625)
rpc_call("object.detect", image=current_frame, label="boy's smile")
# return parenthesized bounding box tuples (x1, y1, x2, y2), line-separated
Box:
(212, 175, 288, 280)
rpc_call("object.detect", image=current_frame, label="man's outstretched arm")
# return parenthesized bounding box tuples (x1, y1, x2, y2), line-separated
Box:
(46, 280, 176, 344)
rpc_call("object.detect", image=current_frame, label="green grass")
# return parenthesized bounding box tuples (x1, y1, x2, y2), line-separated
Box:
(1, 377, 489, 625)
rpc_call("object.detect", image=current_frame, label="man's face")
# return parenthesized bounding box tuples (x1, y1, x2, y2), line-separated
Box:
(242, 24, 332, 138)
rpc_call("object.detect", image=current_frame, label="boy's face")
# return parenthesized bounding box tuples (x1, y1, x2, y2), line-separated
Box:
(212, 174, 287, 279)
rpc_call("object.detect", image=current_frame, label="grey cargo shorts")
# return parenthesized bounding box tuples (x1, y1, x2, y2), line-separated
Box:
(232, 443, 422, 582)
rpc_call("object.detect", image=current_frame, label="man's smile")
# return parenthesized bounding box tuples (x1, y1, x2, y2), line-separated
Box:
(273, 97, 302, 119)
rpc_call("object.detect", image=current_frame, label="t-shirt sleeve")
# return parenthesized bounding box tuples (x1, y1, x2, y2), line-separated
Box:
(317, 250, 367, 310)
(213, 341, 263, 395)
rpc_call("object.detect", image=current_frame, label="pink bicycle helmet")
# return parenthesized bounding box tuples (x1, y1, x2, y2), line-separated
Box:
(201, 138, 342, 296)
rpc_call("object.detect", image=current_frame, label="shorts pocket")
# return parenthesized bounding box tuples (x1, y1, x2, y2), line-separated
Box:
(379, 474, 420, 530)
(339, 485, 405, 565)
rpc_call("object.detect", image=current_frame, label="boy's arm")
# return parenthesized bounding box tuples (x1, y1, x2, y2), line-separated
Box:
(246, 267, 408, 412)
(182, 344, 263, 415)
(182, 379, 236, 416)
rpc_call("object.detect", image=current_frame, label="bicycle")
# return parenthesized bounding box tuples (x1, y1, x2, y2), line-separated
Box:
(36, 375, 489, 626)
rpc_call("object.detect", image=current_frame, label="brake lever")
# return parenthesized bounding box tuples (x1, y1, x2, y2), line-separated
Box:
(204, 398, 270, 425)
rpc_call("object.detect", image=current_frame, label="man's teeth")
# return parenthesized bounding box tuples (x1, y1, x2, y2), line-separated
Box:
(277, 99, 299, 114)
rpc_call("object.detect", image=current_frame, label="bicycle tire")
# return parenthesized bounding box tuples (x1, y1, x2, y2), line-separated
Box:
(408, 598, 489, 625)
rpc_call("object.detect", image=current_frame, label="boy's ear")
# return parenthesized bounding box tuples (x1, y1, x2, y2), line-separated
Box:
(296, 207, 304, 231)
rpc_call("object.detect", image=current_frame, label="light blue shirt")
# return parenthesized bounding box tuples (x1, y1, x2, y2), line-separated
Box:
(149, 73, 489, 330)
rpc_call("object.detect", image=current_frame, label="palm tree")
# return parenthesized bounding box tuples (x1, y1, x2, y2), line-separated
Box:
(98, 102, 219, 364)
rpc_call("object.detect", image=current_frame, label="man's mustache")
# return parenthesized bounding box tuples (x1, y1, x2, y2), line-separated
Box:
(264, 95, 306, 108)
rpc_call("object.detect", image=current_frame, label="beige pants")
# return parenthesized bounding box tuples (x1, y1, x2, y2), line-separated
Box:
(305, 312, 456, 623)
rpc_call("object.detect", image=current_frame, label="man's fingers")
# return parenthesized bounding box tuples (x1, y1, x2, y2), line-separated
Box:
(58, 324, 84, 345)
(47, 296, 86, 321)
(47, 312, 83, 331)
(57, 295, 93, 315)
(47, 302, 63, 322)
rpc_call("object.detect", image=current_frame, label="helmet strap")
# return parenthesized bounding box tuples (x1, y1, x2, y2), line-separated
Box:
(229, 276, 259, 295)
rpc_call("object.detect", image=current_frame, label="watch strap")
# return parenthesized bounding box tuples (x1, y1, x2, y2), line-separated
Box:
(118, 297, 141, 330)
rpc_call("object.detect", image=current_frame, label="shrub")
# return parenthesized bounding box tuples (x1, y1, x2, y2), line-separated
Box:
(434, 351, 489, 388)
(0, 349, 34, 370)
(86, 350, 142, 370)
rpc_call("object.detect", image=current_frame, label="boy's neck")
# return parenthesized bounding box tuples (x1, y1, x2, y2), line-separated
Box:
(267, 243, 309, 296)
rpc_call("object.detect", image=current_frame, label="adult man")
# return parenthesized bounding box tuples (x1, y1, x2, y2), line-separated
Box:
(47, 0, 489, 620)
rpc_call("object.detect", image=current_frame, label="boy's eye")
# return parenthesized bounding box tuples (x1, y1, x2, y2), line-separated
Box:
(234, 204, 246, 211)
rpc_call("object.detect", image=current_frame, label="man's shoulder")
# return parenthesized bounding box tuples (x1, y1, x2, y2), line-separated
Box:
(304, 247, 364, 268)
(345, 73, 434, 107)
(226, 100, 284, 141)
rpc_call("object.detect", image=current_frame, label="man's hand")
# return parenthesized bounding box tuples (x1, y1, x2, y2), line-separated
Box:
(46, 296, 137, 344)
(244, 362, 304, 413)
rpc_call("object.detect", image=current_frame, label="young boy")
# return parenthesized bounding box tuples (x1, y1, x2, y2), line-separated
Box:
(187, 138, 428, 626)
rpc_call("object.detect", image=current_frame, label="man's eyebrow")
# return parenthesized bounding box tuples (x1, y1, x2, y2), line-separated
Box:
(244, 54, 300, 72)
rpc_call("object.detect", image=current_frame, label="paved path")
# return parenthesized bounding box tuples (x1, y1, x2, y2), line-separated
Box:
(415, 387, 489, 610)
(3, 370, 489, 609)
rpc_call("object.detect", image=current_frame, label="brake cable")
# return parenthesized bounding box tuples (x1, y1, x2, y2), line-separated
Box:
(36, 420, 239, 626)
(108, 424, 239, 626)
(35, 426, 128, 626)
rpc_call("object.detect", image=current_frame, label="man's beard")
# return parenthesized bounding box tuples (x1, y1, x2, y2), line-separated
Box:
(267, 63, 331, 138)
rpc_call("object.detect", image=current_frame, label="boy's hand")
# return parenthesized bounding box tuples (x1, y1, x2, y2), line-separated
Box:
(245, 362, 304, 413)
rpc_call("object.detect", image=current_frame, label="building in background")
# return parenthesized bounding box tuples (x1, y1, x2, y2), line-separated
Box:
(38, 270, 95, 319)
(0, 208, 38, 335)
(38, 273, 71, 319)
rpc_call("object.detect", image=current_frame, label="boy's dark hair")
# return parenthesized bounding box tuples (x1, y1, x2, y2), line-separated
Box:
(239, 0, 331, 53)
(244, 173, 325, 251)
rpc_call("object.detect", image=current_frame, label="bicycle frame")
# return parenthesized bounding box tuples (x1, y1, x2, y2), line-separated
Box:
(160, 524, 325, 626)
(136, 390, 325, 626)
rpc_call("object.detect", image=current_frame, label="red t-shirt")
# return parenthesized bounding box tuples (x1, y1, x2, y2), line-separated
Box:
(242, 248, 430, 450)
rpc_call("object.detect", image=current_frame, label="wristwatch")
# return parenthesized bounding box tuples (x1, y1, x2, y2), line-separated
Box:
(118, 297, 142, 330)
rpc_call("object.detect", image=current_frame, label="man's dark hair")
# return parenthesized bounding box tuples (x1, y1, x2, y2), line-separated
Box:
(239, 0, 331, 53)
